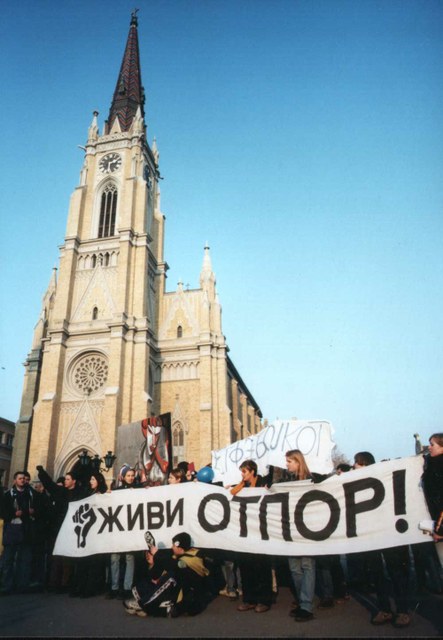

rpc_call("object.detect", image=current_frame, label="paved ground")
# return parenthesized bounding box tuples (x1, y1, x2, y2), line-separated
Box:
(0, 587, 441, 638)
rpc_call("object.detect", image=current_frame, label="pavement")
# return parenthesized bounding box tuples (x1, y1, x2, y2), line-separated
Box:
(0, 587, 441, 638)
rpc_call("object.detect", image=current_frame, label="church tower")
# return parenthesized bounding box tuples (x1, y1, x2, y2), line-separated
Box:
(12, 15, 262, 478)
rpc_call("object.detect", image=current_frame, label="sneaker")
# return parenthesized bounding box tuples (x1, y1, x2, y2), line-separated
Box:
(295, 609, 314, 622)
(393, 613, 411, 628)
(371, 611, 393, 625)
(123, 598, 143, 615)
(219, 588, 238, 599)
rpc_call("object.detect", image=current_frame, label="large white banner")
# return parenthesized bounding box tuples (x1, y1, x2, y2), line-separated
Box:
(211, 420, 335, 485)
(54, 456, 432, 558)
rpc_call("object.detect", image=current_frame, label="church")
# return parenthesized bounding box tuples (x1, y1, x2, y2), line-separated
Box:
(11, 14, 262, 479)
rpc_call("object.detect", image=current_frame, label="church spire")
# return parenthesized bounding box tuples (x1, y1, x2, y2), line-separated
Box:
(106, 11, 145, 134)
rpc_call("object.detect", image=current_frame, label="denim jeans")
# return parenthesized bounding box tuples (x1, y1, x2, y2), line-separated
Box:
(110, 552, 134, 591)
(2, 543, 32, 592)
(288, 556, 316, 613)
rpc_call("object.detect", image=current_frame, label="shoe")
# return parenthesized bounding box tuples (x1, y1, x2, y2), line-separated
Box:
(219, 588, 238, 599)
(393, 613, 411, 628)
(318, 598, 334, 608)
(295, 609, 314, 622)
(117, 589, 126, 600)
(289, 606, 300, 617)
(371, 611, 393, 625)
(123, 598, 143, 615)
(105, 590, 118, 600)
(237, 603, 255, 611)
(255, 604, 270, 613)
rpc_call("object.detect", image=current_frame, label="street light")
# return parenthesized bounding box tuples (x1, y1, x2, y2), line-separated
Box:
(103, 451, 117, 470)
(77, 449, 117, 472)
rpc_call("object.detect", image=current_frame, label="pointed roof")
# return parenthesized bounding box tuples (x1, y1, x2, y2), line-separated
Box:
(107, 11, 145, 133)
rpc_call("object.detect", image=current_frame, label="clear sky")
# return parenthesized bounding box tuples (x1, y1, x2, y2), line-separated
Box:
(1, 0, 442, 463)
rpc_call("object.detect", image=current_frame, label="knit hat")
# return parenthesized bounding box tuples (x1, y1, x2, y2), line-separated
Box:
(119, 464, 131, 479)
(172, 532, 191, 550)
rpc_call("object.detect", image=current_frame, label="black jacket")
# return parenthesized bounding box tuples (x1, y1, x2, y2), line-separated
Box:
(422, 453, 443, 521)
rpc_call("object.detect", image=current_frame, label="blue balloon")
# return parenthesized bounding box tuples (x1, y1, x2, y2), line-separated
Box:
(196, 466, 214, 483)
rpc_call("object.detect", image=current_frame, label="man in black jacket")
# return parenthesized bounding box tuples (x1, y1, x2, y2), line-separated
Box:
(37, 466, 86, 594)
(1, 471, 35, 594)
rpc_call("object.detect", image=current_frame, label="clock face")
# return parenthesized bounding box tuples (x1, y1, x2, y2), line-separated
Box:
(99, 153, 122, 173)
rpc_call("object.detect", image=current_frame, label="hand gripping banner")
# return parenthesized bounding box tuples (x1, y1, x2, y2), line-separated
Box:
(54, 456, 431, 558)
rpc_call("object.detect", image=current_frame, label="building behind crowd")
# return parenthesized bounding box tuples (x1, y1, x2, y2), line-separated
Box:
(0, 417, 15, 486)
(11, 14, 262, 481)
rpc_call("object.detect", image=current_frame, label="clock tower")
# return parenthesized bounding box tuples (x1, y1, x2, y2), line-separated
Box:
(14, 13, 165, 475)
(12, 14, 262, 479)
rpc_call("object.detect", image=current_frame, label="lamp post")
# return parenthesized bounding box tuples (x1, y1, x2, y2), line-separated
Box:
(77, 449, 117, 472)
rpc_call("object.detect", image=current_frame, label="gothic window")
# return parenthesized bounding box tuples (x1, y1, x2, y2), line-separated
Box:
(91, 255, 97, 268)
(98, 184, 118, 238)
(177, 325, 183, 338)
(172, 423, 185, 466)
(92, 307, 98, 320)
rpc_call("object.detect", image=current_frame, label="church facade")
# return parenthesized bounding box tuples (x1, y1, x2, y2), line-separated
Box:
(11, 15, 262, 479)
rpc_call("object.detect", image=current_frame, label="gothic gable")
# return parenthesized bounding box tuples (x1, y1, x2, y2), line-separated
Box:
(159, 291, 199, 340)
(71, 263, 117, 322)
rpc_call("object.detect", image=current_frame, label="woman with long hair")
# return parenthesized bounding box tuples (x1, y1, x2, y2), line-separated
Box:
(284, 449, 317, 622)
(89, 471, 108, 495)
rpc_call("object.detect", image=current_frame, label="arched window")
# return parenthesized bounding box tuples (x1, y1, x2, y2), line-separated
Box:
(92, 307, 98, 320)
(172, 423, 185, 466)
(91, 254, 97, 268)
(98, 184, 118, 238)
(177, 325, 183, 338)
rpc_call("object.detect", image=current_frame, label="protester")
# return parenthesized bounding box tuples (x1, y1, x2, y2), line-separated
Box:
(230, 459, 273, 613)
(75, 472, 108, 598)
(106, 465, 138, 600)
(351, 452, 411, 628)
(422, 433, 443, 540)
(283, 450, 319, 622)
(29, 478, 52, 591)
(168, 468, 185, 484)
(124, 531, 211, 617)
(37, 466, 86, 594)
(1, 471, 35, 594)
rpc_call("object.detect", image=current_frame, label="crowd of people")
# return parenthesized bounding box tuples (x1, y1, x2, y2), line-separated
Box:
(0, 433, 442, 628)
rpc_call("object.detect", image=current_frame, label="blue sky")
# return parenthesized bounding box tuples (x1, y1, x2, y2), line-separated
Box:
(1, 0, 442, 463)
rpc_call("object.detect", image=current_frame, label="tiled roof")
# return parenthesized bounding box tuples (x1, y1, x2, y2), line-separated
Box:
(107, 13, 145, 133)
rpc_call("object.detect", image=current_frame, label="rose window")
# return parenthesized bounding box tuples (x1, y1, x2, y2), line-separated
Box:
(71, 353, 108, 394)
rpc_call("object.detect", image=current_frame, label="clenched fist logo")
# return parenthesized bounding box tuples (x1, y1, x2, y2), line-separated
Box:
(72, 503, 97, 548)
